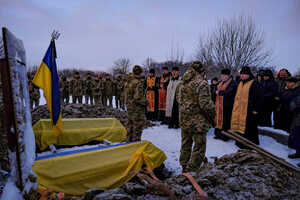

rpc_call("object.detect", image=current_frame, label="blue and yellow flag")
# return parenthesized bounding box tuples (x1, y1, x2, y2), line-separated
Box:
(33, 40, 62, 136)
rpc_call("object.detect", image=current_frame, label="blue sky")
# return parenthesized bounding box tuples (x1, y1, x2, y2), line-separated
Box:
(1, 0, 299, 73)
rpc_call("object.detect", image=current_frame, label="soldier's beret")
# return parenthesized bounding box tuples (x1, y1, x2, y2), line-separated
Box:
(133, 65, 143, 75)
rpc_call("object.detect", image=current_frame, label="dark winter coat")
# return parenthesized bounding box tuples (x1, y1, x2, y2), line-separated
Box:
(278, 82, 300, 132)
(210, 83, 218, 103)
(288, 94, 300, 150)
(259, 79, 279, 127)
(217, 78, 237, 131)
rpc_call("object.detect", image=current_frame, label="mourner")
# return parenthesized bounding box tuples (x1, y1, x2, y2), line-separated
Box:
(231, 66, 263, 147)
(166, 66, 180, 129)
(214, 68, 237, 141)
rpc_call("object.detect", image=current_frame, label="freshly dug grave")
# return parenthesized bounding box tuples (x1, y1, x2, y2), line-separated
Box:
(61, 150, 300, 200)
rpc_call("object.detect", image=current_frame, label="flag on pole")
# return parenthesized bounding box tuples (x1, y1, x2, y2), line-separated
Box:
(33, 40, 62, 136)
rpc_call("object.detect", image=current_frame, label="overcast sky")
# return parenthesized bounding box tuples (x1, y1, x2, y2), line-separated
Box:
(1, 0, 299, 73)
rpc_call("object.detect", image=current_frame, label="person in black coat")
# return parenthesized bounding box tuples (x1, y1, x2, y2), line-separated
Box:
(283, 77, 300, 159)
(210, 77, 219, 103)
(259, 69, 279, 127)
(279, 76, 300, 133)
(214, 68, 237, 141)
(231, 66, 264, 147)
(274, 68, 291, 129)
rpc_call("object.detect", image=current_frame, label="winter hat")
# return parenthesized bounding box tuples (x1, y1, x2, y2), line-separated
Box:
(240, 66, 252, 75)
(191, 61, 204, 73)
(162, 66, 169, 70)
(133, 65, 143, 75)
(172, 66, 179, 71)
(264, 69, 274, 78)
(221, 68, 231, 75)
(149, 68, 155, 74)
(258, 69, 265, 76)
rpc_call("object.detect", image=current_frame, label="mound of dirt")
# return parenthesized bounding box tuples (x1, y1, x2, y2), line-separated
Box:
(64, 150, 300, 200)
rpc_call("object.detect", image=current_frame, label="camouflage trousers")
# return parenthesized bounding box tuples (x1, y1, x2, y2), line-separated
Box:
(30, 97, 40, 109)
(115, 95, 124, 109)
(126, 109, 146, 142)
(94, 95, 102, 105)
(72, 95, 82, 104)
(180, 128, 207, 172)
(85, 94, 94, 105)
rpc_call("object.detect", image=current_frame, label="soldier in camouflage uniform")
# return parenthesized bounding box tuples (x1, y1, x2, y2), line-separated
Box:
(84, 72, 94, 105)
(125, 65, 148, 142)
(115, 75, 124, 109)
(104, 74, 113, 107)
(100, 74, 106, 106)
(70, 71, 83, 104)
(28, 73, 40, 109)
(61, 75, 70, 104)
(176, 61, 216, 172)
(93, 74, 103, 105)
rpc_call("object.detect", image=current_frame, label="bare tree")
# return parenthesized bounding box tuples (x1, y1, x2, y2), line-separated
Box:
(195, 15, 272, 74)
(112, 57, 131, 76)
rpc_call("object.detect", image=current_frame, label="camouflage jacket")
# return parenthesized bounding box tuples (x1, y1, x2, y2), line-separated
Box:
(176, 67, 215, 132)
(83, 78, 94, 95)
(93, 79, 103, 96)
(28, 79, 40, 98)
(104, 79, 113, 96)
(70, 78, 83, 96)
(125, 74, 147, 113)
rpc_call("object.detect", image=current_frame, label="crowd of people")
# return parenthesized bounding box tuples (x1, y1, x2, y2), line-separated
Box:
(27, 62, 300, 171)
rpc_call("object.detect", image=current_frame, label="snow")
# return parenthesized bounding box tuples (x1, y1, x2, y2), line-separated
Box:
(142, 124, 299, 175)
(0, 181, 22, 200)
(258, 126, 289, 136)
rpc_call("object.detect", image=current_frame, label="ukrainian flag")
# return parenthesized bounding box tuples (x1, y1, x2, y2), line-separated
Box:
(33, 40, 62, 136)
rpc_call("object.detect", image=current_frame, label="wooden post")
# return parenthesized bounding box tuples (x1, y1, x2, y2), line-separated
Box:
(1, 27, 24, 190)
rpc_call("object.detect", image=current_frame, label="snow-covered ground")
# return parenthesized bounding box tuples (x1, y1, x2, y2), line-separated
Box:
(142, 124, 299, 176)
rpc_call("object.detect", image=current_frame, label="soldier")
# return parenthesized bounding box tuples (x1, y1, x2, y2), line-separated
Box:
(118, 75, 126, 109)
(84, 72, 94, 105)
(100, 74, 106, 106)
(176, 61, 215, 172)
(59, 75, 64, 105)
(28, 73, 40, 109)
(62, 76, 70, 104)
(93, 74, 103, 105)
(105, 74, 113, 107)
(115, 75, 124, 109)
(125, 65, 148, 142)
(70, 71, 83, 104)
